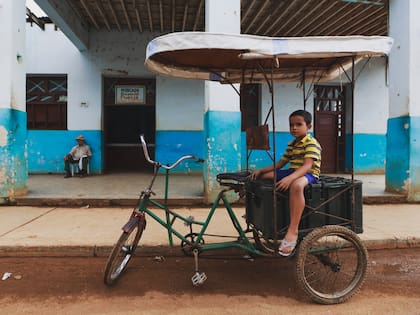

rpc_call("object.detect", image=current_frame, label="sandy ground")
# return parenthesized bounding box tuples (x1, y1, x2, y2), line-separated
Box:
(0, 248, 420, 314)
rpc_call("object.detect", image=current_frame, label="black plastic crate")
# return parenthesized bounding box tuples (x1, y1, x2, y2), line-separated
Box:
(245, 176, 363, 239)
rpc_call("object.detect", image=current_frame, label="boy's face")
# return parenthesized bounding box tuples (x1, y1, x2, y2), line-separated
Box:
(289, 115, 311, 140)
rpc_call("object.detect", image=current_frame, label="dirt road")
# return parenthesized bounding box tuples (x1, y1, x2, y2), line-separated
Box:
(1, 248, 420, 314)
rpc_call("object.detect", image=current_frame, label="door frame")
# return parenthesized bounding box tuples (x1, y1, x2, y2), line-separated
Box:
(102, 77, 156, 172)
(314, 84, 348, 173)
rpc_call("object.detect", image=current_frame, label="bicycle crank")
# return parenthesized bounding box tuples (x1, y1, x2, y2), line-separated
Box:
(191, 248, 207, 286)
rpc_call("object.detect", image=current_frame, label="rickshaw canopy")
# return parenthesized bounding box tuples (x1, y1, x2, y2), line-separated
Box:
(145, 32, 393, 83)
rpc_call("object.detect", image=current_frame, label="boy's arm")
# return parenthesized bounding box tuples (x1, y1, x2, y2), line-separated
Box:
(251, 158, 287, 179)
(275, 158, 314, 191)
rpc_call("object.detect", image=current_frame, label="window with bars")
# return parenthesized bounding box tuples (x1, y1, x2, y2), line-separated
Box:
(26, 75, 67, 130)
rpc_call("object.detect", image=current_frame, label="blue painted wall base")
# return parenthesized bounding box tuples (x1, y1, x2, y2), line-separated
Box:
(0, 108, 28, 201)
(28, 130, 102, 173)
(203, 110, 241, 203)
(386, 115, 420, 201)
(155, 131, 203, 173)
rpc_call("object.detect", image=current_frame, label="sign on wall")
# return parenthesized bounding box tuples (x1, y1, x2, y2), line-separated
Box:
(115, 85, 145, 105)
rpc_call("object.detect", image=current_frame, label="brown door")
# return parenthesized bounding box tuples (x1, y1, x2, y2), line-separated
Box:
(103, 78, 155, 172)
(314, 85, 346, 173)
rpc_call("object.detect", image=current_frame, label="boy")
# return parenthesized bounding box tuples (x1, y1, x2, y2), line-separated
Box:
(251, 110, 321, 256)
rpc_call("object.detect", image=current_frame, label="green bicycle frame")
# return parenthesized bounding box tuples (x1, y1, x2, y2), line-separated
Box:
(134, 170, 263, 256)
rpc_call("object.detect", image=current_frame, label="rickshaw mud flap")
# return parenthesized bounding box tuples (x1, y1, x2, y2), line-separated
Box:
(122, 215, 141, 233)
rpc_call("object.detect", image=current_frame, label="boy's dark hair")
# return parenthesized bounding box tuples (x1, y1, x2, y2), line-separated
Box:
(290, 110, 312, 125)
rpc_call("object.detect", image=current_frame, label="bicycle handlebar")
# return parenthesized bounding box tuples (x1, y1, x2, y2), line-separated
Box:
(140, 135, 204, 170)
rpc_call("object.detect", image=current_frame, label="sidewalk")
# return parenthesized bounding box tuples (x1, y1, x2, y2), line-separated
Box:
(1, 173, 417, 257)
(0, 204, 419, 257)
(13, 173, 406, 207)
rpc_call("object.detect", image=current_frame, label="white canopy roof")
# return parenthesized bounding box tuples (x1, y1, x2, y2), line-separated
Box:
(145, 32, 393, 83)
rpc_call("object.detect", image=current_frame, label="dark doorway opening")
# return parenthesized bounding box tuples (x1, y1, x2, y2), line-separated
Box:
(103, 77, 155, 172)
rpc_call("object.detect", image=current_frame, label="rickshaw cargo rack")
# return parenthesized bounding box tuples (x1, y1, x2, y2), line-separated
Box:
(246, 175, 363, 241)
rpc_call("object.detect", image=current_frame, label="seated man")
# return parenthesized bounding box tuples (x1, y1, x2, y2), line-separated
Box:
(64, 135, 92, 178)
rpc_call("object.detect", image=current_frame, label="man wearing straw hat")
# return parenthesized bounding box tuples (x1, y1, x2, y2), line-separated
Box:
(64, 135, 92, 178)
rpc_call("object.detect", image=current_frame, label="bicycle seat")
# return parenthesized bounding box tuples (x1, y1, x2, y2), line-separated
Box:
(216, 171, 251, 183)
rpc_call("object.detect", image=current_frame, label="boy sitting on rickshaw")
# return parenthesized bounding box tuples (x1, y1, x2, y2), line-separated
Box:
(251, 110, 321, 256)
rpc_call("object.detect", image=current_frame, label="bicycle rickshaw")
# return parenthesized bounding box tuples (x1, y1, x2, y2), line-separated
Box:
(103, 32, 393, 304)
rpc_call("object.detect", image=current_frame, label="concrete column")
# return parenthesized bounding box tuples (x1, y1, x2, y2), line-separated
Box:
(386, 0, 420, 201)
(0, 0, 28, 203)
(203, 0, 241, 202)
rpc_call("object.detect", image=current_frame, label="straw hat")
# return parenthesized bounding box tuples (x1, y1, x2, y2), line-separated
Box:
(75, 135, 85, 141)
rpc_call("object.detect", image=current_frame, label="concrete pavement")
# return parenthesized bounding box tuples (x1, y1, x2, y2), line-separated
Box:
(0, 173, 417, 257)
(13, 173, 406, 207)
(0, 203, 419, 257)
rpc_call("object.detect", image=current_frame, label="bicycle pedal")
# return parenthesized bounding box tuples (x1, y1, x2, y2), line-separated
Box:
(191, 271, 207, 286)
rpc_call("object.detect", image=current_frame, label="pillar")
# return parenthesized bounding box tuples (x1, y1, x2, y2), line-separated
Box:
(386, 0, 420, 201)
(0, 0, 28, 203)
(203, 0, 241, 202)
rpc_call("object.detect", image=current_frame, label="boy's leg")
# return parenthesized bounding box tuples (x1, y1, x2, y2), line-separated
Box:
(260, 169, 294, 180)
(282, 176, 309, 252)
(259, 170, 275, 180)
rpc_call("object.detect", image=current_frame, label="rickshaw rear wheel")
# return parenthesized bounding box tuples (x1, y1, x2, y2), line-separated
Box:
(295, 225, 368, 304)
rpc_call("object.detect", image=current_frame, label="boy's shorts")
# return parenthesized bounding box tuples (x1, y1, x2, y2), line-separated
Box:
(275, 169, 318, 184)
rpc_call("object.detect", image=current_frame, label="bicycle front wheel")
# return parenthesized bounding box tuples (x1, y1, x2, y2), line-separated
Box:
(104, 215, 146, 286)
(295, 225, 368, 304)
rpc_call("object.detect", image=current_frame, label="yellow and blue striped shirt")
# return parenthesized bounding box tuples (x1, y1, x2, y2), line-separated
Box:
(280, 134, 322, 178)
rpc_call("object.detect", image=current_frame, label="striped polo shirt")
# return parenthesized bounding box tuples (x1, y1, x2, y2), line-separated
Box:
(280, 134, 322, 178)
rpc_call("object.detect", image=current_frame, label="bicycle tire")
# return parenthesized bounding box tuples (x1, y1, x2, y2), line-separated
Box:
(295, 225, 368, 304)
(103, 216, 146, 286)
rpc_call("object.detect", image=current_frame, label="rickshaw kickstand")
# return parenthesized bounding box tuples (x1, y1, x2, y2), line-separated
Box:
(191, 248, 207, 286)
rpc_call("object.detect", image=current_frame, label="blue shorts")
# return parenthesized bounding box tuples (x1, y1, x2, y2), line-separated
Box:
(275, 169, 318, 184)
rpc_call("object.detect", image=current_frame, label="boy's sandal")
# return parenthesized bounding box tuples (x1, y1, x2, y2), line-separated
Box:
(278, 239, 297, 257)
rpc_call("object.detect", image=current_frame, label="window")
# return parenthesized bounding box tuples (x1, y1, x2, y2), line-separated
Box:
(26, 75, 67, 130)
(240, 84, 260, 131)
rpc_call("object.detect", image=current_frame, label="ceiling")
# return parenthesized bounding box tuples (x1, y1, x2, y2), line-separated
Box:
(32, 0, 388, 36)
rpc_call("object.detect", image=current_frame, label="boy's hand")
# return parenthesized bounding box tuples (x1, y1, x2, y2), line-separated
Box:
(250, 170, 261, 180)
(275, 176, 294, 191)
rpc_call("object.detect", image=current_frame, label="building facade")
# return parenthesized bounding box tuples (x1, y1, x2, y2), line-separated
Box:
(1, 0, 419, 202)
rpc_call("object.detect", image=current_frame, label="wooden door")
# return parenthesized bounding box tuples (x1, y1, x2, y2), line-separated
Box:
(314, 85, 346, 173)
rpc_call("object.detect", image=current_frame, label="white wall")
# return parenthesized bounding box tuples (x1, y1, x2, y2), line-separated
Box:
(353, 57, 389, 134)
(389, 0, 420, 117)
(26, 25, 204, 131)
(87, 31, 157, 78)
(156, 76, 204, 130)
(389, 0, 410, 118)
(0, 0, 26, 111)
(409, 0, 420, 116)
(261, 82, 314, 132)
(26, 23, 389, 136)
(25, 23, 101, 130)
